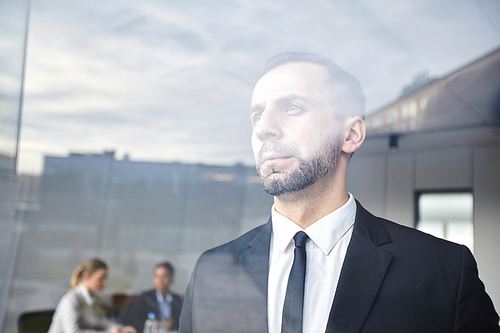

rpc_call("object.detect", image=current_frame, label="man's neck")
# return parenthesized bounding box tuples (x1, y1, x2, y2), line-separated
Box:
(273, 173, 349, 229)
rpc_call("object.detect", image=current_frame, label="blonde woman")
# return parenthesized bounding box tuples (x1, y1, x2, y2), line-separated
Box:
(48, 259, 136, 333)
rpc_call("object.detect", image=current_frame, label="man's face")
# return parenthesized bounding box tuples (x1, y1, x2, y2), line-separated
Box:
(250, 62, 343, 196)
(153, 266, 172, 294)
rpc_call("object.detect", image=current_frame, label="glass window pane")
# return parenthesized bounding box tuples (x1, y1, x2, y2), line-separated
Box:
(417, 192, 474, 252)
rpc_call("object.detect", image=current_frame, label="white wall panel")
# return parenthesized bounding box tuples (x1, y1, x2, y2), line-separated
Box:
(473, 146, 500, 310)
(387, 153, 415, 227)
(347, 155, 387, 217)
(416, 148, 473, 189)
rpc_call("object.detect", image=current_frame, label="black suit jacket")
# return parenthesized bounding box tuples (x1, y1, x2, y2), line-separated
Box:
(179, 201, 499, 332)
(121, 289, 183, 332)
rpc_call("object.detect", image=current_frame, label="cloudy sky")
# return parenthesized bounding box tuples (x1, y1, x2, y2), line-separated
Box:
(17, 0, 500, 174)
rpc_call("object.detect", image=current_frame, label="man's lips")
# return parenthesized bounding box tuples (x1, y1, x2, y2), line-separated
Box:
(260, 154, 293, 165)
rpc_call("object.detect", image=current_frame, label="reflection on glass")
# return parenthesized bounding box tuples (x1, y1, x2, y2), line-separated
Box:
(9, 150, 271, 332)
(6, 0, 499, 332)
(0, 0, 29, 175)
(0, 0, 30, 331)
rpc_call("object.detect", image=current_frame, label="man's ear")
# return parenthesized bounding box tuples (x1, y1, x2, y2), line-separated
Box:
(341, 116, 366, 154)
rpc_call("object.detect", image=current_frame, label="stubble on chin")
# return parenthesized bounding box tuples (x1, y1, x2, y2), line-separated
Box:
(257, 136, 342, 197)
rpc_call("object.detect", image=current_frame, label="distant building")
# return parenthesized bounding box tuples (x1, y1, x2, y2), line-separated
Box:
(15, 151, 272, 302)
(35, 151, 270, 255)
(365, 47, 500, 138)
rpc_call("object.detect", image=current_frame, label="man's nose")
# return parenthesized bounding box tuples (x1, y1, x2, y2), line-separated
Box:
(253, 109, 283, 141)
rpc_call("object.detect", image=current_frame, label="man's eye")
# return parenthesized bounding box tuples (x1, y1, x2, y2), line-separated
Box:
(253, 114, 262, 123)
(287, 105, 302, 113)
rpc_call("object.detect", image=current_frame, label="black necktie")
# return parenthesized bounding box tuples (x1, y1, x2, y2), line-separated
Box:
(281, 231, 309, 333)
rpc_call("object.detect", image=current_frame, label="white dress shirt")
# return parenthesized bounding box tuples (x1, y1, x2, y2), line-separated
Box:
(267, 194, 356, 333)
(48, 284, 116, 333)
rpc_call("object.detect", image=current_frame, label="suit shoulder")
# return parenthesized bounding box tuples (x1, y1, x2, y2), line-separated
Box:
(131, 289, 156, 307)
(201, 221, 270, 257)
(380, 217, 462, 250)
(357, 201, 461, 249)
(190, 221, 270, 277)
(371, 214, 467, 268)
(139, 289, 156, 298)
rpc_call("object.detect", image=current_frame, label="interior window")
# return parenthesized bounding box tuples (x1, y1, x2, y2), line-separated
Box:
(416, 192, 474, 252)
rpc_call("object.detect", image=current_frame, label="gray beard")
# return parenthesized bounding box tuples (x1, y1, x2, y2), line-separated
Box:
(257, 136, 342, 197)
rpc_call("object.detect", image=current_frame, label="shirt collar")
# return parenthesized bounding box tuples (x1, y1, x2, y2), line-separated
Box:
(78, 284, 95, 306)
(271, 193, 356, 255)
(156, 290, 173, 304)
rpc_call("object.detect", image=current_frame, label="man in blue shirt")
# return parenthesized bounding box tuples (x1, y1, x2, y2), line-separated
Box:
(122, 262, 183, 332)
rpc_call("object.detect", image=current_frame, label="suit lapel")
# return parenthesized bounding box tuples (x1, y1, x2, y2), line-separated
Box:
(145, 291, 160, 317)
(326, 202, 393, 333)
(238, 220, 272, 333)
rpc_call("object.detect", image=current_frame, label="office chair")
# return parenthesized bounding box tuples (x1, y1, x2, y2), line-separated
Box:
(17, 309, 55, 333)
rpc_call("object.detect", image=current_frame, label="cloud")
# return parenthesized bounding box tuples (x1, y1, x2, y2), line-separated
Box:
(18, 0, 500, 174)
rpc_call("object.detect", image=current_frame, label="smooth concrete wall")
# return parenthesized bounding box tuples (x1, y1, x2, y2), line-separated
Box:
(348, 144, 499, 310)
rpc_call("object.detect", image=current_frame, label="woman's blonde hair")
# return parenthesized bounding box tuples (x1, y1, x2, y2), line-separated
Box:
(70, 258, 108, 288)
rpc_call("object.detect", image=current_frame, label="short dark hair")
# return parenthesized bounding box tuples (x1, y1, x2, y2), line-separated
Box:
(155, 261, 175, 276)
(263, 51, 365, 119)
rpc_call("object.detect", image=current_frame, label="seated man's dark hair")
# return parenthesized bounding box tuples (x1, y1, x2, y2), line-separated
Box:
(155, 261, 175, 276)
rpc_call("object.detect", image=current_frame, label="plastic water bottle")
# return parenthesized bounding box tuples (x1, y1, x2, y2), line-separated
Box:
(143, 312, 159, 333)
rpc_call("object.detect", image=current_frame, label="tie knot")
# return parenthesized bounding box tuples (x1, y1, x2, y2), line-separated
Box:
(293, 231, 308, 248)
